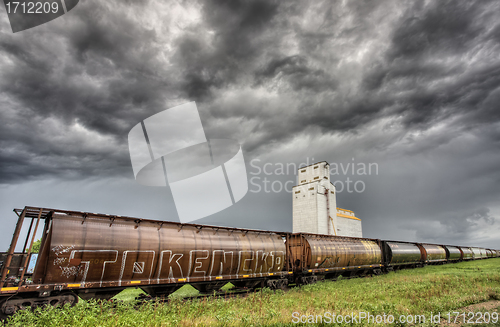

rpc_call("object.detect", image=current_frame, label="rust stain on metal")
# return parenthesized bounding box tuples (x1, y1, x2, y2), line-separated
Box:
(37, 212, 286, 288)
(385, 241, 422, 265)
(421, 244, 447, 262)
(290, 234, 381, 271)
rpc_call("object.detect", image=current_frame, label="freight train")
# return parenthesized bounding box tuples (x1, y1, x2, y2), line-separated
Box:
(1, 206, 499, 318)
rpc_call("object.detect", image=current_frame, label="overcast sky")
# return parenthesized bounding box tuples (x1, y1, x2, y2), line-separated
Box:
(1, 0, 499, 250)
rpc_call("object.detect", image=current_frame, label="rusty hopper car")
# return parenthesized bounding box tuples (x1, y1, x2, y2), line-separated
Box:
(471, 247, 487, 259)
(1, 206, 497, 319)
(381, 241, 424, 269)
(443, 245, 463, 262)
(287, 234, 382, 284)
(419, 244, 447, 264)
(1, 207, 289, 316)
(459, 246, 474, 261)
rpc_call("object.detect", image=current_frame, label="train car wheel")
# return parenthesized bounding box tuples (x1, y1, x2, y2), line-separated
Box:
(53, 292, 79, 307)
(0, 296, 26, 318)
(0, 298, 11, 320)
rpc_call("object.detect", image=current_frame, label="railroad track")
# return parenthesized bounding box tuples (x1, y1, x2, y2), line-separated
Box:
(133, 274, 375, 306)
(134, 288, 259, 306)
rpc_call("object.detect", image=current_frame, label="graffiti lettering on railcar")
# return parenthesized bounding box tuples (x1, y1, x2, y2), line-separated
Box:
(239, 250, 254, 274)
(60, 265, 79, 279)
(210, 250, 234, 276)
(254, 250, 270, 273)
(68, 250, 119, 286)
(54, 257, 66, 265)
(157, 250, 184, 281)
(188, 250, 210, 277)
(258, 250, 284, 272)
(119, 251, 155, 286)
(53, 248, 285, 285)
(51, 245, 75, 256)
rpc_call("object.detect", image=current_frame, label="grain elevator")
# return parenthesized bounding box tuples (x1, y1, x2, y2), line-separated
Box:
(292, 161, 363, 237)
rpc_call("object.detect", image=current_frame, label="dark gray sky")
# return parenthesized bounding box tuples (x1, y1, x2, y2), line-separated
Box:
(1, 0, 499, 250)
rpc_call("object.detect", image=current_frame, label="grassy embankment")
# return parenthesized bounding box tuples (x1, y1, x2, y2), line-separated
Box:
(5, 258, 500, 326)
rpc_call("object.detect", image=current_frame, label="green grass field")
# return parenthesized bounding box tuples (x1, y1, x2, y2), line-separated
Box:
(5, 259, 500, 326)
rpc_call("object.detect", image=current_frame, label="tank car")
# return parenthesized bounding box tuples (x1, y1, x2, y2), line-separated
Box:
(287, 233, 382, 284)
(2, 206, 498, 320)
(1, 207, 289, 317)
(443, 245, 463, 263)
(459, 246, 474, 260)
(419, 244, 447, 264)
(471, 247, 487, 259)
(381, 241, 423, 270)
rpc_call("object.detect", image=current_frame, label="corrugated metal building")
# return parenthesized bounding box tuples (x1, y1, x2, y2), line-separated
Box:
(292, 161, 363, 237)
(335, 208, 362, 237)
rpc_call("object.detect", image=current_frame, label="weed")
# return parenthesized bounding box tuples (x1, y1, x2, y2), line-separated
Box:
(4, 259, 500, 326)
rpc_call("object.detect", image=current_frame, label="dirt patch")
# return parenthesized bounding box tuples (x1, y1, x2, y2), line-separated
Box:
(439, 300, 500, 326)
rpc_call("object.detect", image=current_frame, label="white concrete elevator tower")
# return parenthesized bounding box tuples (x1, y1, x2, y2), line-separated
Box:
(292, 161, 362, 237)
